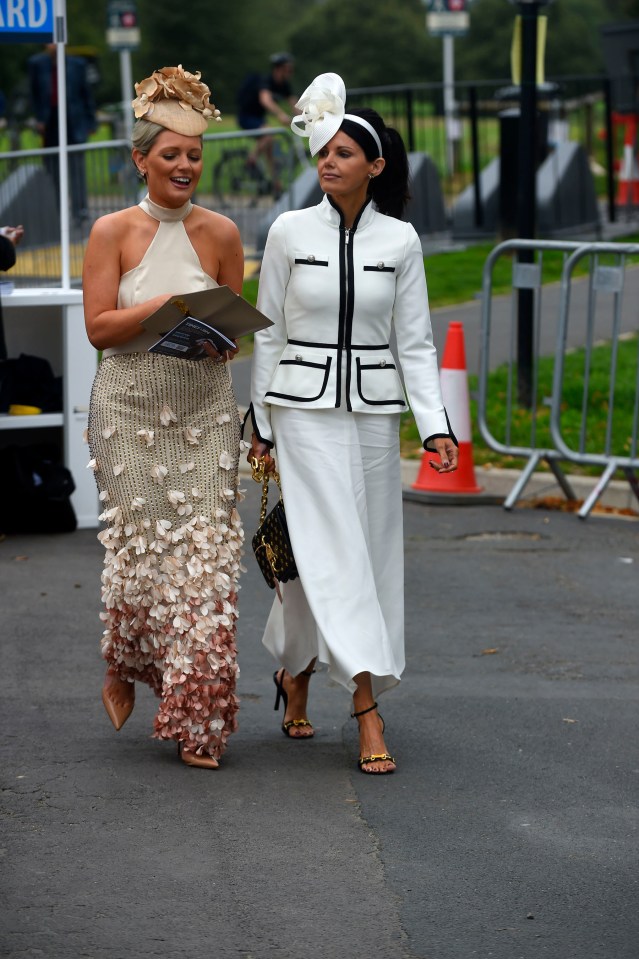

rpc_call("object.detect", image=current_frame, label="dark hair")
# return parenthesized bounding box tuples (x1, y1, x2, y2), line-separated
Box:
(342, 107, 410, 220)
(270, 51, 294, 67)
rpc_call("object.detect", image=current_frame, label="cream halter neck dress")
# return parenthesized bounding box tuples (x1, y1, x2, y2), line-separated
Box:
(87, 196, 243, 761)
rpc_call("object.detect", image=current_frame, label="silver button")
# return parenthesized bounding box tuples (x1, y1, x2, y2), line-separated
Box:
(307, 254, 315, 263)
(295, 354, 303, 361)
(380, 359, 387, 368)
(377, 261, 385, 270)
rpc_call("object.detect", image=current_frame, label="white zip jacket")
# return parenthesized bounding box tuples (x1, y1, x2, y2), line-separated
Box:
(250, 195, 455, 451)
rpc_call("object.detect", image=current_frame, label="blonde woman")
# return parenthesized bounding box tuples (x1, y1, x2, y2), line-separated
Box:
(84, 66, 244, 769)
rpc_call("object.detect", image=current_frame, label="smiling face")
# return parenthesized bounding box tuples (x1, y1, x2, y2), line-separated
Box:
(316, 131, 385, 207)
(133, 130, 203, 207)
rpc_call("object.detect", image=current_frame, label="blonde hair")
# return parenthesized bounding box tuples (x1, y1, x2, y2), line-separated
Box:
(131, 118, 203, 179)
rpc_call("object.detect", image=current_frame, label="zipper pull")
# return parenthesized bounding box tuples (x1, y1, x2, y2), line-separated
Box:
(345, 228, 350, 245)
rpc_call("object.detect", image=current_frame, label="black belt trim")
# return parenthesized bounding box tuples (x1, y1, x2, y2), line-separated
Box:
(287, 339, 390, 351)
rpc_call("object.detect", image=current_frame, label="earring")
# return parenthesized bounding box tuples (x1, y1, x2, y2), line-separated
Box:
(367, 173, 374, 180)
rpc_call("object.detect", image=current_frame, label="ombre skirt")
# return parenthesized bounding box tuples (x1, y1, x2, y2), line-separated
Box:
(88, 352, 243, 759)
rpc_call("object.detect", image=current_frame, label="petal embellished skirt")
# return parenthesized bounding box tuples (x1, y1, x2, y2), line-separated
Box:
(88, 352, 243, 759)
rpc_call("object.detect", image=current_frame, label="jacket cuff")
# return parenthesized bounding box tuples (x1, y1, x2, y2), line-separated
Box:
(423, 409, 458, 453)
(244, 403, 274, 449)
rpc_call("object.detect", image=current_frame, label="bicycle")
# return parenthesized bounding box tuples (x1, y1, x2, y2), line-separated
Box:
(211, 134, 308, 210)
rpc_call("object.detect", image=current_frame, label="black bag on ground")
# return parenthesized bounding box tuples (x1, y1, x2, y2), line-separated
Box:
(0, 443, 77, 534)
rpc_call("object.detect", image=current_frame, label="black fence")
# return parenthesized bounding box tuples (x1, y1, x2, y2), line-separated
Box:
(347, 74, 630, 226)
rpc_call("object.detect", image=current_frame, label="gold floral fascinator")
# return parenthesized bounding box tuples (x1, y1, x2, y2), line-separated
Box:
(291, 71, 383, 159)
(132, 65, 222, 136)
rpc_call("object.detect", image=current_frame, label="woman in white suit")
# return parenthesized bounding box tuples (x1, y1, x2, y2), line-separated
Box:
(248, 73, 458, 774)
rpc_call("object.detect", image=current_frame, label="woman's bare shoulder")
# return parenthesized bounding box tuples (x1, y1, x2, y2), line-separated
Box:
(89, 206, 142, 240)
(193, 206, 241, 240)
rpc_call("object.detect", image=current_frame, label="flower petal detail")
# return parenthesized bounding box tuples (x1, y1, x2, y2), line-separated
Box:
(102, 426, 117, 439)
(160, 404, 178, 427)
(215, 412, 231, 425)
(185, 426, 202, 445)
(219, 451, 233, 471)
(137, 429, 155, 447)
(179, 461, 195, 474)
(151, 464, 168, 485)
(168, 489, 187, 507)
(113, 464, 125, 476)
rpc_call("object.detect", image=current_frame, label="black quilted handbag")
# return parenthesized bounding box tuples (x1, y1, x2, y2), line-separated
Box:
(251, 457, 298, 597)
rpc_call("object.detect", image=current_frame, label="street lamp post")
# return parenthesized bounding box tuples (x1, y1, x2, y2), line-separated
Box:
(508, 0, 554, 407)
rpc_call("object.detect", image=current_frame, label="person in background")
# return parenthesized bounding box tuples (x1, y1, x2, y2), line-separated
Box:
(248, 73, 458, 775)
(83, 65, 244, 770)
(0, 224, 23, 260)
(236, 52, 298, 192)
(28, 44, 96, 221)
(0, 225, 24, 359)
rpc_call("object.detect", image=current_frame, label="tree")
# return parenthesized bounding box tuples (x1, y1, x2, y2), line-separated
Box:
(456, 0, 637, 82)
(0, 0, 636, 125)
(288, 0, 443, 89)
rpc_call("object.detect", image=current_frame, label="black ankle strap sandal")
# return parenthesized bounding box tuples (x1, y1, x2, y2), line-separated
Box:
(273, 669, 315, 739)
(351, 701, 396, 774)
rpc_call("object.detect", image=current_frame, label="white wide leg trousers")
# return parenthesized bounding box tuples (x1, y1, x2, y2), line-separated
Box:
(261, 405, 405, 698)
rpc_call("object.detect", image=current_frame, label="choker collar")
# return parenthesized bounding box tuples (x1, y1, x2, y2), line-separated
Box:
(139, 194, 193, 222)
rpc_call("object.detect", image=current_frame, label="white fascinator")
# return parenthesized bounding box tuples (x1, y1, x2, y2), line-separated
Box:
(290, 72, 346, 156)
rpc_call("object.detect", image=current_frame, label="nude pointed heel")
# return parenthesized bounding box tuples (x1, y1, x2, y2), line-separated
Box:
(101, 675, 135, 731)
(177, 742, 219, 769)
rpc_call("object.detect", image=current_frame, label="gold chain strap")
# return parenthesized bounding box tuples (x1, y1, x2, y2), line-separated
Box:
(250, 456, 282, 524)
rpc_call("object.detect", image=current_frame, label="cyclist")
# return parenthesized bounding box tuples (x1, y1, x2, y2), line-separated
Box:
(236, 52, 298, 193)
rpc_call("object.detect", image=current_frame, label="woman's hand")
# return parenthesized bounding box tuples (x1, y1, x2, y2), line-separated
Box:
(201, 339, 239, 363)
(428, 437, 459, 474)
(0, 225, 24, 246)
(249, 435, 276, 474)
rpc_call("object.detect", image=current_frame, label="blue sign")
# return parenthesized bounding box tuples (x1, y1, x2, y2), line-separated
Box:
(0, 0, 54, 42)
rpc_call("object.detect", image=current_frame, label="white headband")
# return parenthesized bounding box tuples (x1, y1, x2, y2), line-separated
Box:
(342, 114, 383, 159)
(290, 72, 382, 158)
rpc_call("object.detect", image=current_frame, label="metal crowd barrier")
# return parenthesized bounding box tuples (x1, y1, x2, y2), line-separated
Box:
(0, 127, 308, 287)
(478, 238, 639, 517)
(478, 239, 585, 508)
(551, 242, 639, 518)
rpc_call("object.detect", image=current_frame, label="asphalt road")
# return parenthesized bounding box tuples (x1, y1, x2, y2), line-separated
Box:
(1, 483, 638, 959)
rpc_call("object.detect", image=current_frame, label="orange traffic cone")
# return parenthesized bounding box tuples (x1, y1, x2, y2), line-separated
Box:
(411, 320, 483, 498)
(615, 113, 639, 206)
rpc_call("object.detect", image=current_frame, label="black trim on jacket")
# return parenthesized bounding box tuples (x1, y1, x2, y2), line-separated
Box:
(355, 357, 406, 407)
(266, 357, 332, 403)
(243, 403, 274, 449)
(424, 411, 458, 452)
(327, 195, 372, 414)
